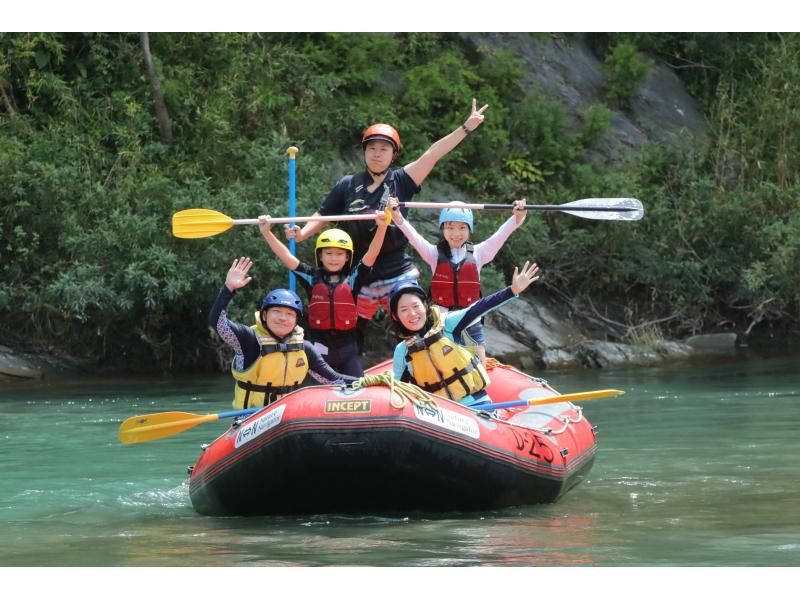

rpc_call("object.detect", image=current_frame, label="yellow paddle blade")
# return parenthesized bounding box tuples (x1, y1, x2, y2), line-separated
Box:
(172, 209, 235, 239)
(119, 411, 219, 444)
(530, 388, 624, 406)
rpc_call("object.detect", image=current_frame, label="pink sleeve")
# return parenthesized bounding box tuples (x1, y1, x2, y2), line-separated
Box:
(398, 219, 438, 272)
(473, 216, 521, 266)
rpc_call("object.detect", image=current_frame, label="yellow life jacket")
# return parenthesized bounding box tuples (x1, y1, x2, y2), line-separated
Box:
(405, 308, 489, 403)
(230, 313, 309, 409)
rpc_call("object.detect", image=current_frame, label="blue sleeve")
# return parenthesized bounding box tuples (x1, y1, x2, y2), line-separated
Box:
(319, 175, 352, 216)
(448, 287, 517, 341)
(305, 341, 358, 385)
(392, 341, 410, 380)
(292, 261, 316, 297)
(208, 285, 260, 371)
(348, 261, 370, 291)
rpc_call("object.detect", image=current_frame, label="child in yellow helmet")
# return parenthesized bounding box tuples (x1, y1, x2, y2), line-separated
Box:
(259, 211, 388, 376)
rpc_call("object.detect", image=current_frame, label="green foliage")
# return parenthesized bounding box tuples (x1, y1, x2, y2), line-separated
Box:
(599, 41, 651, 108)
(579, 103, 613, 146)
(1, 32, 799, 371)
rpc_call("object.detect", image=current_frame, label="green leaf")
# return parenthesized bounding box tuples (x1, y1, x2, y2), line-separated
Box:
(34, 50, 50, 68)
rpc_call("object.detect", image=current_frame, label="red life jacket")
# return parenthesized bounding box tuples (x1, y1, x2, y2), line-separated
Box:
(429, 241, 481, 309)
(307, 274, 358, 332)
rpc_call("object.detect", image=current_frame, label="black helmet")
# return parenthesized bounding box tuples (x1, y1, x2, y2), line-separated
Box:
(388, 281, 427, 320)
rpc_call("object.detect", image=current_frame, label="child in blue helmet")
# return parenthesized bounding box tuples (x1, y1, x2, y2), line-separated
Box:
(388, 198, 527, 365)
(209, 257, 357, 409)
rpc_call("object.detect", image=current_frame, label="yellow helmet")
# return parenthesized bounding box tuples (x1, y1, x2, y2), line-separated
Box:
(315, 228, 354, 267)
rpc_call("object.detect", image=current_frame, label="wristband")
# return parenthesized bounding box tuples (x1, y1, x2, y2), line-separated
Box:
(461, 123, 471, 135)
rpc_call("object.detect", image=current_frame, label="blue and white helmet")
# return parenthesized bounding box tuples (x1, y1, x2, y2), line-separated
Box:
(438, 202, 473, 232)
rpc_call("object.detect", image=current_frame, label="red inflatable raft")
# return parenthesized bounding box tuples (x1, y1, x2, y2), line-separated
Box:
(188, 360, 597, 516)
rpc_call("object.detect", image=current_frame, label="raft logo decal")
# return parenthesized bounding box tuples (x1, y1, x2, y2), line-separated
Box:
(325, 399, 371, 414)
(234, 404, 286, 448)
(413, 404, 480, 439)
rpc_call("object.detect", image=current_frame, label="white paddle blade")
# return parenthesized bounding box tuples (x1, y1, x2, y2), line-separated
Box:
(559, 198, 644, 221)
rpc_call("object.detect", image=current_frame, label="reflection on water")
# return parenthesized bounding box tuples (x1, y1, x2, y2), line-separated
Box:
(0, 354, 799, 565)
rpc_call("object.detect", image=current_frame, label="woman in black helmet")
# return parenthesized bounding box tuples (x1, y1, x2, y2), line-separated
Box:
(285, 99, 489, 322)
(209, 257, 357, 409)
(387, 260, 541, 408)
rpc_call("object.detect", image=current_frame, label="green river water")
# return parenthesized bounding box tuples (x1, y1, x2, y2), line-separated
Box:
(1, 354, 798, 568)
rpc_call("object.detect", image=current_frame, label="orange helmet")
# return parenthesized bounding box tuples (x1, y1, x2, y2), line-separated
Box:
(362, 124, 401, 153)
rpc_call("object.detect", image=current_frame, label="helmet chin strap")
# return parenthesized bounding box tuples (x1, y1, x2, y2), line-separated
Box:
(364, 153, 396, 178)
(366, 165, 390, 177)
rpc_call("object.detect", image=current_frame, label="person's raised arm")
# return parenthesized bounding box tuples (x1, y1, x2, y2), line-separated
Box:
(259, 215, 300, 270)
(404, 98, 488, 186)
(283, 215, 326, 244)
(361, 209, 390, 268)
(388, 197, 437, 269)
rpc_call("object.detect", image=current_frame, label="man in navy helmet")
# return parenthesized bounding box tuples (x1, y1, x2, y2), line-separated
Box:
(209, 257, 357, 409)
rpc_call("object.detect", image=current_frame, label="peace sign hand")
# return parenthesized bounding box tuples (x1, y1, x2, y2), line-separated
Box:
(510, 261, 540, 295)
(463, 98, 489, 133)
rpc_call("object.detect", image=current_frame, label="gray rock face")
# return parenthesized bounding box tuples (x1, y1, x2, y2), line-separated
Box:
(486, 298, 584, 350)
(575, 340, 661, 368)
(0, 345, 43, 379)
(461, 33, 707, 160)
(484, 296, 697, 371)
(685, 333, 738, 352)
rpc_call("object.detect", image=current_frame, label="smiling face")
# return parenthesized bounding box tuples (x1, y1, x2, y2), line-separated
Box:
(363, 139, 395, 173)
(394, 293, 428, 332)
(441, 221, 471, 249)
(318, 247, 350, 274)
(263, 306, 298, 338)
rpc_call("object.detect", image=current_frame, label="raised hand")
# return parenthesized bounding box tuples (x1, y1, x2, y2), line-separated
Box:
(510, 261, 540, 295)
(387, 196, 404, 225)
(284, 224, 301, 241)
(464, 98, 489, 133)
(375, 208, 390, 229)
(225, 257, 254, 292)
(512, 197, 527, 225)
(258, 215, 273, 233)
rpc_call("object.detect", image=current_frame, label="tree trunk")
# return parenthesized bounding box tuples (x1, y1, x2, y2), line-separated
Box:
(139, 32, 173, 144)
(0, 83, 17, 115)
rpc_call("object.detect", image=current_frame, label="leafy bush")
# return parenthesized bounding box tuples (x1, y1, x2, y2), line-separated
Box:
(599, 41, 651, 108)
(1, 32, 799, 370)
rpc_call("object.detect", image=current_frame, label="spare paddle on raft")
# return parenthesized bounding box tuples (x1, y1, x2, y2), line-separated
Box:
(398, 197, 644, 221)
(472, 388, 625, 411)
(119, 407, 263, 444)
(172, 208, 383, 239)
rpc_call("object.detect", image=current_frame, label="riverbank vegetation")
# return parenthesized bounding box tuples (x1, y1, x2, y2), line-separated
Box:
(1, 32, 798, 371)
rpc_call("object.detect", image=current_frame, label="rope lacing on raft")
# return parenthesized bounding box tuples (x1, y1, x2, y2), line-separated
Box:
(351, 371, 440, 412)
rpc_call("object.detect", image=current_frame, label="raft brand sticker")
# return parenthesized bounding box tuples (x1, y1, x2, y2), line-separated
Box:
(413, 404, 480, 439)
(325, 399, 371, 414)
(234, 405, 286, 448)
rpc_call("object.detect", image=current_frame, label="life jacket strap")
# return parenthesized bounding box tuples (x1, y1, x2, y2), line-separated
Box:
(405, 330, 446, 358)
(237, 380, 301, 408)
(417, 357, 481, 395)
(260, 342, 304, 356)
